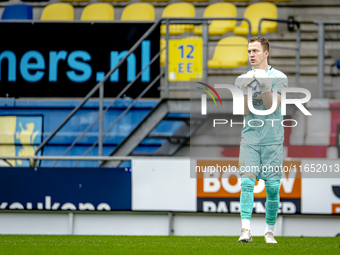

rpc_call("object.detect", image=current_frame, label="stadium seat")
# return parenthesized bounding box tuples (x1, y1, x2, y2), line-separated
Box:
(41, 3, 74, 20)
(160, 3, 195, 36)
(208, 36, 248, 68)
(1, 4, 33, 20)
(121, 3, 154, 21)
(81, 3, 114, 21)
(194, 3, 236, 36)
(233, 3, 277, 36)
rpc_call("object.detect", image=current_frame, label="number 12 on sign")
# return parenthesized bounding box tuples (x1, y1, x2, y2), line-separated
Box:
(168, 39, 203, 81)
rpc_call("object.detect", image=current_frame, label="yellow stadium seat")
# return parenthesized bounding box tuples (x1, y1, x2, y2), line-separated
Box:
(194, 3, 236, 36)
(234, 3, 277, 36)
(121, 3, 154, 21)
(208, 36, 248, 68)
(81, 3, 114, 21)
(41, 3, 74, 21)
(160, 3, 195, 36)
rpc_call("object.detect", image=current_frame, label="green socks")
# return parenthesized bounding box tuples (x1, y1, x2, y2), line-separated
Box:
(240, 177, 256, 221)
(265, 179, 280, 225)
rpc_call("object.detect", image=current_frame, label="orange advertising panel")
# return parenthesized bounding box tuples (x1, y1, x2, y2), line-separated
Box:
(197, 160, 301, 198)
(196, 160, 301, 214)
(332, 204, 340, 214)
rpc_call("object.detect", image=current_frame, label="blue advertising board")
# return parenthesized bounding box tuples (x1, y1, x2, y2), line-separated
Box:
(0, 167, 131, 211)
(0, 22, 160, 98)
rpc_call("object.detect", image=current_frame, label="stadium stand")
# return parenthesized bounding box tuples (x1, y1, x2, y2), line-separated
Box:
(0, 0, 339, 161)
(160, 2, 195, 36)
(121, 3, 154, 21)
(80, 3, 114, 21)
(1, 4, 32, 20)
(233, 2, 277, 36)
(40, 3, 74, 20)
(208, 36, 248, 68)
(193, 3, 237, 36)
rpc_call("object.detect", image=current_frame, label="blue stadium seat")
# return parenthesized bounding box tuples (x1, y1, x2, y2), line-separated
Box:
(1, 4, 33, 20)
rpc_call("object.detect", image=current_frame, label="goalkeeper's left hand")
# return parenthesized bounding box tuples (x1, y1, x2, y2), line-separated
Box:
(239, 70, 255, 95)
(253, 69, 272, 94)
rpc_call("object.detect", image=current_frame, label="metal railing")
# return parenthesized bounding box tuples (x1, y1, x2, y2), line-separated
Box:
(314, 20, 340, 98)
(33, 20, 163, 167)
(0, 156, 132, 167)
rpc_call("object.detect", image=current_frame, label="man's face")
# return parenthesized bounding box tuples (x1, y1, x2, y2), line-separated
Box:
(248, 41, 268, 67)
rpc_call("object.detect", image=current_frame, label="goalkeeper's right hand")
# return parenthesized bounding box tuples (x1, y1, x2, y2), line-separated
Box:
(239, 70, 255, 95)
(253, 69, 272, 94)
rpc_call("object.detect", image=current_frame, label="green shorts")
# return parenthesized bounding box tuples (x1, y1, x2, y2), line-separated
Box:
(239, 143, 283, 180)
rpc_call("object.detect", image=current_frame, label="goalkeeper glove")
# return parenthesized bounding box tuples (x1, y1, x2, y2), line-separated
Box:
(253, 69, 272, 94)
(239, 70, 255, 95)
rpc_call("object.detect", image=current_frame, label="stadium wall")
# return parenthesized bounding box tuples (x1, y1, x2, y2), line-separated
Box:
(0, 158, 339, 237)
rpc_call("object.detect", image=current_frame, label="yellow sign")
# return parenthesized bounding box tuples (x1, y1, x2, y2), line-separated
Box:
(0, 116, 42, 166)
(168, 39, 203, 81)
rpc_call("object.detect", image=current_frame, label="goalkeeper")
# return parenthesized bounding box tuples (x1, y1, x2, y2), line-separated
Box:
(235, 36, 288, 244)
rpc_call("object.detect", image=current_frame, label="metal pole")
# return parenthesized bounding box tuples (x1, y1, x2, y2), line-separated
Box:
(164, 19, 170, 98)
(295, 25, 301, 91)
(98, 82, 104, 163)
(168, 212, 174, 236)
(202, 20, 209, 84)
(317, 22, 325, 98)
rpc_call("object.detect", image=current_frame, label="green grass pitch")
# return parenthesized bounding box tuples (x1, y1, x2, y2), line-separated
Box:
(0, 235, 339, 255)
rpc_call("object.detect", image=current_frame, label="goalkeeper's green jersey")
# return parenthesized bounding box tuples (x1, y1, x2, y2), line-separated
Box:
(235, 66, 288, 145)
